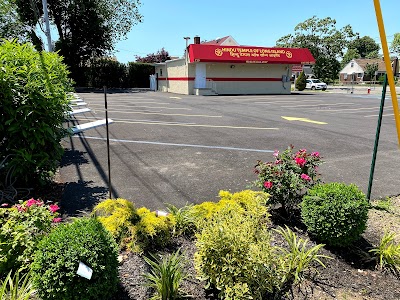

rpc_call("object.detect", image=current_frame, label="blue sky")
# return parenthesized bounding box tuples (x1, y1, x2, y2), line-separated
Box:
(112, 0, 399, 63)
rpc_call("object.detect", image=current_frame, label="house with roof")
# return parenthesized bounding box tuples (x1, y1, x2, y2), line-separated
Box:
(339, 58, 398, 84)
(153, 36, 315, 95)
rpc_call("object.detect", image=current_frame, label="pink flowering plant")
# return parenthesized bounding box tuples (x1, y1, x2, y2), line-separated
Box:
(0, 199, 61, 274)
(254, 145, 323, 215)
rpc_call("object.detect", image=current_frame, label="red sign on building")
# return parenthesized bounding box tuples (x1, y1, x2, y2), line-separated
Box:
(188, 44, 315, 65)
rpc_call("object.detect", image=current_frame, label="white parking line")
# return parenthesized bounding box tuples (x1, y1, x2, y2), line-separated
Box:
(89, 103, 191, 110)
(74, 136, 275, 153)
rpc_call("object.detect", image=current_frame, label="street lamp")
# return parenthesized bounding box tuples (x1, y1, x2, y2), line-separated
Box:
(183, 37, 190, 64)
(351, 72, 355, 94)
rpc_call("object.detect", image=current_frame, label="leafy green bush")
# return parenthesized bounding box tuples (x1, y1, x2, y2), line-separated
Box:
(92, 198, 139, 247)
(0, 199, 60, 274)
(301, 183, 369, 247)
(254, 146, 323, 215)
(369, 231, 400, 275)
(0, 40, 73, 185)
(32, 218, 118, 300)
(295, 71, 306, 91)
(144, 250, 187, 300)
(0, 269, 36, 300)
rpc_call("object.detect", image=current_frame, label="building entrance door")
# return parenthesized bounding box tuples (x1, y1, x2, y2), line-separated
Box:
(194, 63, 206, 88)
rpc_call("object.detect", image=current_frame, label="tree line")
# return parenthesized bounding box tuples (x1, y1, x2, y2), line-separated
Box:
(276, 16, 400, 83)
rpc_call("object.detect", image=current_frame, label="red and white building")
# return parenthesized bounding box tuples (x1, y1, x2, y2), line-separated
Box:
(155, 36, 315, 95)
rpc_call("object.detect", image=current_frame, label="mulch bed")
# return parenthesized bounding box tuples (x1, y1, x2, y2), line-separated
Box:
(25, 179, 400, 300)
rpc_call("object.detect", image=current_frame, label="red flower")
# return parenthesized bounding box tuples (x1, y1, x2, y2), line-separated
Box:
(264, 181, 273, 189)
(26, 198, 38, 207)
(301, 174, 311, 181)
(295, 157, 307, 167)
(273, 150, 279, 157)
(52, 217, 62, 223)
(15, 204, 26, 212)
(311, 151, 320, 157)
(49, 204, 60, 213)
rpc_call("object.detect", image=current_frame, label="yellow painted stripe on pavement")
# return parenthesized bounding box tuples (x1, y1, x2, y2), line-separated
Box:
(282, 116, 327, 125)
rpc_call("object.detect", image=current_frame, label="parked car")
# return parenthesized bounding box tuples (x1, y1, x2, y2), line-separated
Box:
(306, 79, 327, 91)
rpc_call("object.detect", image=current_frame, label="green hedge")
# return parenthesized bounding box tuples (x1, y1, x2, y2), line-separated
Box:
(71, 60, 154, 88)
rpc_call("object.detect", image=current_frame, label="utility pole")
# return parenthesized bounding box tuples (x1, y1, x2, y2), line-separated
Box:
(41, 0, 52, 52)
(183, 37, 190, 64)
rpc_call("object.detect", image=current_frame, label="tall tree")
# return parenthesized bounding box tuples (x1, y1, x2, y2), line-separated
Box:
(14, 0, 142, 84)
(341, 48, 360, 68)
(0, 0, 28, 41)
(276, 16, 356, 83)
(365, 62, 378, 81)
(390, 33, 400, 57)
(135, 48, 171, 63)
(348, 36, 380, 58)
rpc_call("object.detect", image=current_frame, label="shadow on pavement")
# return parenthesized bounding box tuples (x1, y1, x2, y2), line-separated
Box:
(60, 148, 89, 167)
(60, 181, 108, 216)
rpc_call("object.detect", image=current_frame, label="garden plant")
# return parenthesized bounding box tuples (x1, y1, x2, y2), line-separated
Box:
(301, 182, 369, 247)
(254, 145, 323, 215)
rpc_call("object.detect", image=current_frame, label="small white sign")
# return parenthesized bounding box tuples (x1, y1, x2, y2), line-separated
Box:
(156, 210, 169, 217)
(76, 261, 93, 280)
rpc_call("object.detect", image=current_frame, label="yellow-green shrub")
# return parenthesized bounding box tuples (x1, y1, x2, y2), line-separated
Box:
(92, 199, 138, 247)
(194, 202, 272, 299)
(189, 190, 270, 229)
(128, 207, 176, 253)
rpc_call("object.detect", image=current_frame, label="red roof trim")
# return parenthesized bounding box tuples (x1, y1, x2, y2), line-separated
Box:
(158, 77, 195, 81)
(188, 44, 315, 64)
(207, 77, 281, 82)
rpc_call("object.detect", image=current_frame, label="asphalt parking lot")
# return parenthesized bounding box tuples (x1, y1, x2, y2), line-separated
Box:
(61, 90, 400, 214)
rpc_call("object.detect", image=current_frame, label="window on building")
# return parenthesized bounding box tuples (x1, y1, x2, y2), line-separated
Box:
(160, 69, 163, 76)
(351, 62, 354, 67)
(344, 74, 348, 80)
(357, 73, 363, 78)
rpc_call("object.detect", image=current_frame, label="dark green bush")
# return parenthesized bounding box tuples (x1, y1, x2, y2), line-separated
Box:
(127, 62, 154, 88)
(301, 183, 369, 247)
(32, 218, 119, 300)
(86, 58, 127, 88)
(295, 71, 306, 91)
(0, 40, 72, 185)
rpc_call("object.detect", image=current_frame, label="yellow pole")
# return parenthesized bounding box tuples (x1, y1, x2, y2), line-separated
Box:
(373, 0, 400, 146)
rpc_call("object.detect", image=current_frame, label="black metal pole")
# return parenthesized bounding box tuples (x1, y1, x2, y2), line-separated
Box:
(104, 86, 112, 199)
(367, 74, 388, 200)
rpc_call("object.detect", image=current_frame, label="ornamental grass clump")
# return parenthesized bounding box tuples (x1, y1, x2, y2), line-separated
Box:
(369, 231, 400, 276)
(254, 145, 323, 215)
(32, 217, 118, 300)
(0, 269, 36, 300)
(144, 250, 188, 300)
(301, 182, 369, 247)
(0, 199, 60, 274)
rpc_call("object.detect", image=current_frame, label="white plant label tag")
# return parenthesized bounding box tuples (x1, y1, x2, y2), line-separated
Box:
(76, 261, 93, 280)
